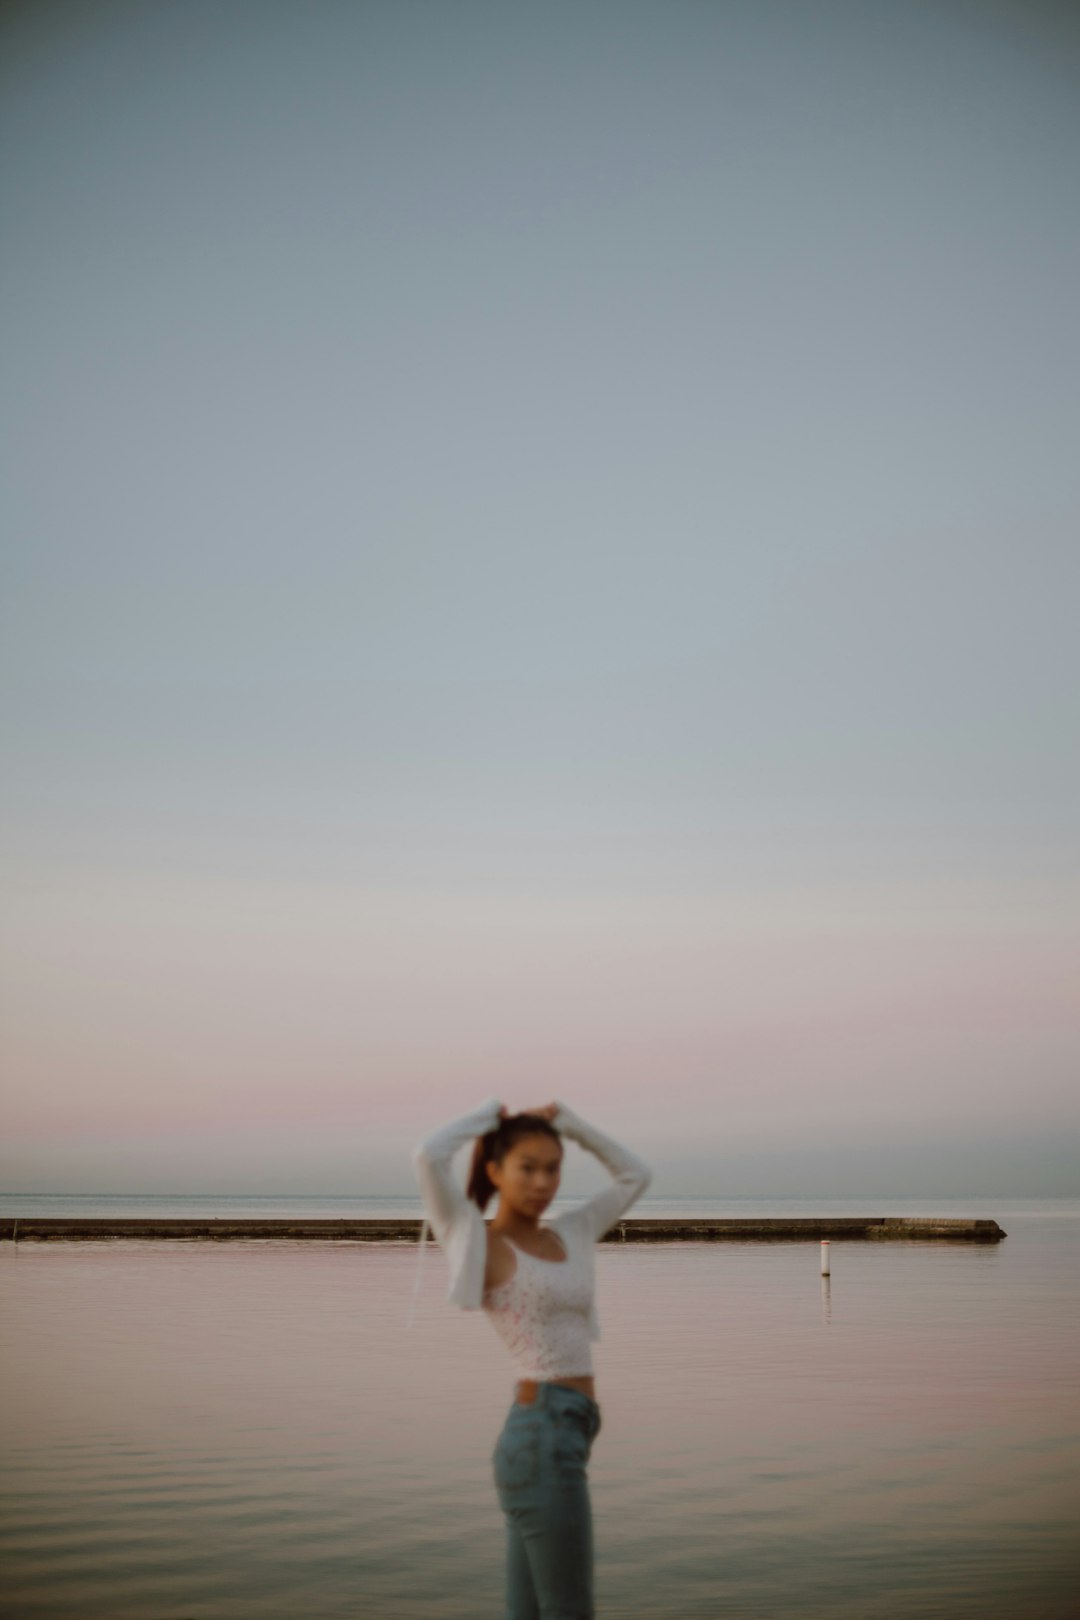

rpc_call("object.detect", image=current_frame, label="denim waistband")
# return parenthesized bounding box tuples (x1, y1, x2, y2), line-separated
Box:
(509, 1382, 600, 1418)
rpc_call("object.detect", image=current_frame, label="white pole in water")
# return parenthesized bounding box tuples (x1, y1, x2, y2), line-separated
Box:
(820, 1239, 831, 1275)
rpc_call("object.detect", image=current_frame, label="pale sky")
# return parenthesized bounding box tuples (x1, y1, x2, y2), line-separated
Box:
(2, 0, 1078, 1197)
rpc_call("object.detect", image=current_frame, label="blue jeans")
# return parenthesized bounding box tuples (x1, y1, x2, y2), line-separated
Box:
(492, 1382, 603, 1620)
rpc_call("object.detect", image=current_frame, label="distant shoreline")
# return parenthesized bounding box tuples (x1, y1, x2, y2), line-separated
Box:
(1, 1215, 1006, 1242)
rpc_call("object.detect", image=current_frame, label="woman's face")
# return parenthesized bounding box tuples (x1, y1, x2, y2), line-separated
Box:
(488, 1133, 563, 1216)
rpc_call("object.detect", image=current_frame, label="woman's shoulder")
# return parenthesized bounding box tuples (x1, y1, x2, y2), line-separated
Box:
(484, 1224, 518, 1291)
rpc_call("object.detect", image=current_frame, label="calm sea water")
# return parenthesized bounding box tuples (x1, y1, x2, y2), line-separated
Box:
(1, 1195, 1077, 1620)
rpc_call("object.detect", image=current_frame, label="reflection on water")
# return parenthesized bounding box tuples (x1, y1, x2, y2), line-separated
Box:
(1, 1204, 1078, 1619)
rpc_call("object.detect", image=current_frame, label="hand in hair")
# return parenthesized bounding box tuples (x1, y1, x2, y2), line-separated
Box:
(521, 1102, 558, 1121)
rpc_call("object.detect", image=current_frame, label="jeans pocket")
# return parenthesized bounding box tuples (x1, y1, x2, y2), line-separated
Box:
(553, 1415, 591, 1480)
(494, 1422, 540, 1492)
(563, 1405, 597, 1439)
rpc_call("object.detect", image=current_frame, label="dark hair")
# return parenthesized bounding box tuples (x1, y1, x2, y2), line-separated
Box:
(466, 1112, 563, 1213)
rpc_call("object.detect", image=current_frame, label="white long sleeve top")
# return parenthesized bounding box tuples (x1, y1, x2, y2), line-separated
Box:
(408, 1098, 652, 1339)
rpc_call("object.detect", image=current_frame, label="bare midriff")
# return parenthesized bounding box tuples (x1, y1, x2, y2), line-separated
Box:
(515, 1375, 596, 1404)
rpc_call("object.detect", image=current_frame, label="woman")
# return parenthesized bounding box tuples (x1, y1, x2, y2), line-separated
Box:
(409, 1096, 652, 1620)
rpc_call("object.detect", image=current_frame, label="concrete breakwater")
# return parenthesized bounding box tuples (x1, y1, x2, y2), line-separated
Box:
(1, 1216, 1006, 1242)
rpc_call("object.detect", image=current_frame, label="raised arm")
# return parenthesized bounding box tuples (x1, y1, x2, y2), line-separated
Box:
(410, 1096, 503, 1245)
(552, 1101, 652, 1241)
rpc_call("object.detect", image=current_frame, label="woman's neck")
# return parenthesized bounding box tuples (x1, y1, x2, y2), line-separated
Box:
(488, 1210, 543, 1238)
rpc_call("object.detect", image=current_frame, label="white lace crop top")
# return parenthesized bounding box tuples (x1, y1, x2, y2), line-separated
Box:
(408, 1098, 653, 1355)
(482, 1222, 594, 1379)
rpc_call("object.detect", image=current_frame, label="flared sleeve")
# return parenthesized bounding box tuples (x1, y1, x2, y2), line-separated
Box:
(407, 1096, 502, 1328)
(410, 1096, 503, 1246)
(552, 1101, 652, 1241)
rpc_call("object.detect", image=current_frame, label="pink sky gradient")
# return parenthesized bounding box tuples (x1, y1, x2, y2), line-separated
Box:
(4, 864, 1076, 1193)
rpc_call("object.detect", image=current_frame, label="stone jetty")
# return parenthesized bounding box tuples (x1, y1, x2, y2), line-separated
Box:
(0, 1216, 1006, 1242)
